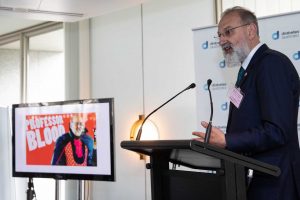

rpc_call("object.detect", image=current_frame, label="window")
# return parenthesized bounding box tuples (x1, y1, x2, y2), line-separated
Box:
(27, 28, 65, 103)
(220, 0, 300, 18)
(0, 41, 21, 106)
(0, 22, 65, 200)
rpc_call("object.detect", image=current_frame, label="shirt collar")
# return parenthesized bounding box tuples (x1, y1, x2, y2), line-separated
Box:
(241, 42, 263, 70)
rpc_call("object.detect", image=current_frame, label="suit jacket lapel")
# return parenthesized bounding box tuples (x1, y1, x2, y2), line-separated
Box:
(239, 44, 269, 87)
(226, 44, 270, 132)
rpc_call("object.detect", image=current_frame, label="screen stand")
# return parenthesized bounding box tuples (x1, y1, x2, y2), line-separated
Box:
(55, 180, 60, 200)
(78, 180, 83, 199)
(79, 180, 91, 200)
(26, 178, 36, 200)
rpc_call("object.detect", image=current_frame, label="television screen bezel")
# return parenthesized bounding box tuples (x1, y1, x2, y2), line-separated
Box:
(12, 98, 115, 181)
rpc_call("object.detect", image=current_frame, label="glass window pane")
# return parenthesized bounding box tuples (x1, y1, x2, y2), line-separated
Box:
(0, 41, 21, 106)
(27, 29, 65, 103)
(221, 0, 300, 17)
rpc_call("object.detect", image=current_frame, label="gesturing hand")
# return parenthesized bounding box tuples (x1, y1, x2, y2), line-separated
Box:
(192, 121, 226, 148)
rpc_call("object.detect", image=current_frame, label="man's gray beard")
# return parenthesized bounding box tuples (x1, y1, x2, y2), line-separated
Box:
(70, 124, 84, 137)
(224, 43, 250, 68)
(224, 51, 241, 68)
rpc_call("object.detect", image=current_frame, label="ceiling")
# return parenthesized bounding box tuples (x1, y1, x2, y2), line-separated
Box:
(0, 0, 147, 35)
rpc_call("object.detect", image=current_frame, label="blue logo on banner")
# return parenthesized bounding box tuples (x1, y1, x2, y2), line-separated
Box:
(272, 31, 280, 40)
(293, 51, 300, 60)
(219, 60, 226, 68)
(221, 102, 228, 111)
(202, 41, 208, 49)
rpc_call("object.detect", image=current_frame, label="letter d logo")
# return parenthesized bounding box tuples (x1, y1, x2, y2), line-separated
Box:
(293, 51, 300, 60)
(219, 60, 226, 68)
(221, 102, 228, 111)
(272, 31, 279, 40)
(202, 41, 208, 49)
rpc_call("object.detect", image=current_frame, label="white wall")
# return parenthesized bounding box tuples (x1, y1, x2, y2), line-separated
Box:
(90, 0, 215, 199)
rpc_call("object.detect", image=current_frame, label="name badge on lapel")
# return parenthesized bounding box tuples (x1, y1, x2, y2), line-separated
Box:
(228, 86, 244, 109)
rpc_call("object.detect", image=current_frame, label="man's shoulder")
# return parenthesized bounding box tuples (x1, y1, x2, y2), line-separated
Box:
(80, 134, 94, 142)
(56, 133, 72, 144)
(252, 45, 294, 72)
(259, 44, 291, 61)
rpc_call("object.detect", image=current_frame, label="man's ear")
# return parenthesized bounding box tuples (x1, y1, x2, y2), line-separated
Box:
(247, 23, 258, 40)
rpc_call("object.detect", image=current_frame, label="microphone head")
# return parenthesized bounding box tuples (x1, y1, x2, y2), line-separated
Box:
(190, 83, 196, 89)
(207, 79, 212, 87)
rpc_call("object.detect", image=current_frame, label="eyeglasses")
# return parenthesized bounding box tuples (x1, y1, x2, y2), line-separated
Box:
(216, 23, 250, 39)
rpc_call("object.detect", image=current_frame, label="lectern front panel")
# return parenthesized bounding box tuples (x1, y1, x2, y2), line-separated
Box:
(162, 170, 225, 200)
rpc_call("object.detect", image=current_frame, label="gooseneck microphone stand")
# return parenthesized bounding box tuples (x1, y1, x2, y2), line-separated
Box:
(27, 178, 36, 200)
(204, 79, 213, 143)
(136, 83, 196, 140)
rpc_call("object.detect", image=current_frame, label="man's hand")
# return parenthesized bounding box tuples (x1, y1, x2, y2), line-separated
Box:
(192, 121, 226, 148)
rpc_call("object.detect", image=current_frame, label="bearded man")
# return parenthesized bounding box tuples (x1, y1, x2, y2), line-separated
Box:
(193, 6, 300, 200)
(51, 114, 94, 166)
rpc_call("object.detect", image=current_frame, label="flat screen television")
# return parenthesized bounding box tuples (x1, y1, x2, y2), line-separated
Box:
(12, 98, 115, 181)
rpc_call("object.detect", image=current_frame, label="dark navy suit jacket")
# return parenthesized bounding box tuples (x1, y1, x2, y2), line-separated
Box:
(225, 44, 300, 200)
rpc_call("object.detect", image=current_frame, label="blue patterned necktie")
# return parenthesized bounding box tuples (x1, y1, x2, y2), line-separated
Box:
(236, 66, 245, 86)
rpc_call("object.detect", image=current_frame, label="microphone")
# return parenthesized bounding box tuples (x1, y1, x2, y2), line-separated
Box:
(136, 83, 196, 140)
(204, 79, 213, 143)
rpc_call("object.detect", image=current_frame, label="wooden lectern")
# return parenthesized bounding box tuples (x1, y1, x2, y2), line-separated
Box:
(121, 140, 280, 200)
